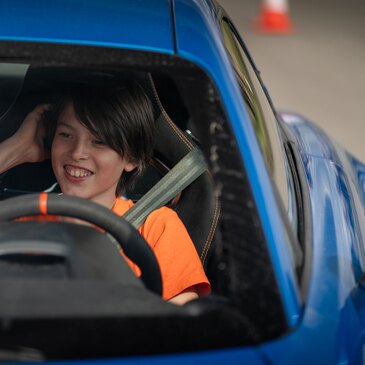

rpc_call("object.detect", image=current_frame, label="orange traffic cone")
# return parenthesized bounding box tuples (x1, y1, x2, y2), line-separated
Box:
(254, 0, 294, 34)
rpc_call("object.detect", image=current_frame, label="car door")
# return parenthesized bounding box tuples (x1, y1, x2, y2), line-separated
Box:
(218, 7, 365, 365)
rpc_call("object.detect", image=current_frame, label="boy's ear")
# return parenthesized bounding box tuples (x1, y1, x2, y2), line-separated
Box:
(124, 161, 139, 172)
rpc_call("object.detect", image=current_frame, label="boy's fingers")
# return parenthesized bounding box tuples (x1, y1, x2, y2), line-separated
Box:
(32, 104, 52, 116)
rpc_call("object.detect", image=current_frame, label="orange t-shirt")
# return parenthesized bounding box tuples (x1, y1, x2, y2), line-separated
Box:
(17, 197, 211, 300)
(112, 198, 211, 300)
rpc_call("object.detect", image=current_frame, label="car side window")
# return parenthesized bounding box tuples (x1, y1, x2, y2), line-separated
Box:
(220, 18, 305, 275)
(220, 18, 291, 220)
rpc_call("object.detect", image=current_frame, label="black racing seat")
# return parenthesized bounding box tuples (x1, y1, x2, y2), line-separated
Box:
(0, 67, 220, 266)
(140, 74, 220, 265)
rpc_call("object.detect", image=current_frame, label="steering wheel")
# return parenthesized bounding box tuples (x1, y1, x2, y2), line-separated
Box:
(0, 193, 162, 295)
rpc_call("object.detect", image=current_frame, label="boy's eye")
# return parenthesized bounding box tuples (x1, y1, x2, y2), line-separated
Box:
(58, 132, 71, 138)
(92, 139, 106, 146)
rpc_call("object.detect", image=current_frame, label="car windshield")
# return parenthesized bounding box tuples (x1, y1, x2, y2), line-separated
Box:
(0, 43, 290, 360)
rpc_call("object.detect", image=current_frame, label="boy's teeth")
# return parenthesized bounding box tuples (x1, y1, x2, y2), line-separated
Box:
(66, 166, 92, 177)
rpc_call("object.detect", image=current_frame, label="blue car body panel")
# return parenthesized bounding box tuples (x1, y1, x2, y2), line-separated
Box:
(1, 0, 365, 364)
(260, 112, 365, 364)
(0, 0, 174, 53)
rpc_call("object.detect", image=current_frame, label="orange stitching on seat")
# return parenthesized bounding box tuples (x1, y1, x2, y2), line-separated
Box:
(201, 192, 220, 264)
(148, 73, 219, 264)
(200, 172, 220, 264)
(148, 74, 194, 150)
(164, 109, 193, 150)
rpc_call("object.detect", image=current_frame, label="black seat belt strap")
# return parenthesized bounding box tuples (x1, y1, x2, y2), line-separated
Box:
(123, 148, 208, 229)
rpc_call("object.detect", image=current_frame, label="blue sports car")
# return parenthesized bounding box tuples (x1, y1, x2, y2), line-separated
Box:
(0, 0, 364, 364)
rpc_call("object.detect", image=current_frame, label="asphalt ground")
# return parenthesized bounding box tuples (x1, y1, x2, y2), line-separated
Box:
(219, 0, 365, 162)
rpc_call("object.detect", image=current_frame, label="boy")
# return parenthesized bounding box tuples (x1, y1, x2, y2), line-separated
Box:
(0, 81, 210, 305)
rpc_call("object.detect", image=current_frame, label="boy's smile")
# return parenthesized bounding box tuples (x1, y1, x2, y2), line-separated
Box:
(64, 164, 94, 179)
(51, 102, 136, 209)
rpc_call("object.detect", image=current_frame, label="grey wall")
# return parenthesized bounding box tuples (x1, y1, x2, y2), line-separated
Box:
(219, 0, 365, 161)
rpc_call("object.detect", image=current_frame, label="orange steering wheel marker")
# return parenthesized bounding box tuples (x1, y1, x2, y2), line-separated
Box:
(39, 192, 48, 215)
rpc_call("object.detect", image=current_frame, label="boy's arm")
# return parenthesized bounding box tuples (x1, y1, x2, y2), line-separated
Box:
(169, 285, 199, 305)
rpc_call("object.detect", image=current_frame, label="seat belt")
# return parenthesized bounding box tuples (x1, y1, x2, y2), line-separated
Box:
(123, 147, 208, 229)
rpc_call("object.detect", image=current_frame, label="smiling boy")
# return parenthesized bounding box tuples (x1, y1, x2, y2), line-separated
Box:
(0, 82, 210, 305)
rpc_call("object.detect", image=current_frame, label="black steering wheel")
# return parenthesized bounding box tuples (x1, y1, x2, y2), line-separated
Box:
(0, 193, 162, 295)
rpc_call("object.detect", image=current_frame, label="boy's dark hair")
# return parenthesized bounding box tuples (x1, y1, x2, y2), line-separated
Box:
(45, 80, 155, 196)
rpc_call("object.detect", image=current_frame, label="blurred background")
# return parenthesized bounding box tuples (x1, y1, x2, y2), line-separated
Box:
(219, 0, 365, 162)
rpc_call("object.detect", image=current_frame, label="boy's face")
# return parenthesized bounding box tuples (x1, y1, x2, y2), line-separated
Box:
(51, 102, 136, 208)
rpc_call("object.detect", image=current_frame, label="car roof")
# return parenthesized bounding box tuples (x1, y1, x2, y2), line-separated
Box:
(0, 0, 175, 53)
(0, 0, 223, 75)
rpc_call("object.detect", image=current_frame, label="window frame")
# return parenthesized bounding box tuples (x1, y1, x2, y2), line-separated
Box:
(0, 40, 292, 345)
(219, 15, 304, 277)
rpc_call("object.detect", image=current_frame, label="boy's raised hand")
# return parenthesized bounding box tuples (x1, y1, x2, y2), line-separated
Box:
(12, 104, 52, 163)
(0, 104, 52, 174)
